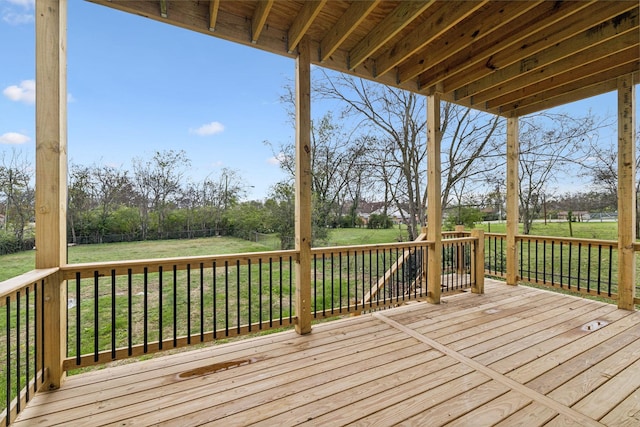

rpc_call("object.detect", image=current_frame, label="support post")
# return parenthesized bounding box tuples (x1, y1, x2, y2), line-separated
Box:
(617, 74, 636, 310)
(471, 229, 485, 294)
(426, 94, 442, 304)
(36, 0, 68, 390)
(294, 36, 313, 333)
(506, 117, 519, 286)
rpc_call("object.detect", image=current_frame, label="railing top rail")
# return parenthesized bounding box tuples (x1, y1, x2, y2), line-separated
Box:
(61, 249, 297, 278)
(311, 240, 433, 255)
(484, 232, 618, 248)
(442, 237, 476, 244)
(516, 234, 618, 247)
(0, 267, 58, 301)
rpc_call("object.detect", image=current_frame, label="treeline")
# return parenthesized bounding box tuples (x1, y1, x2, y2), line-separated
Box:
(0, 149, 394, 256)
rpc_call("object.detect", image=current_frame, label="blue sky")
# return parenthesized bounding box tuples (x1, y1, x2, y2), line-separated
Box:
(0, 0, 636, 199)
(1, 0, 296, 199)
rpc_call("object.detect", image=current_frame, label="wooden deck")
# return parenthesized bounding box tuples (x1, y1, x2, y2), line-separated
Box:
(13, 280, 640, 426)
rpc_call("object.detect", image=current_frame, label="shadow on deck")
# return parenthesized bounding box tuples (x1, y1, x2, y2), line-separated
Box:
(13, 280, 640, 426)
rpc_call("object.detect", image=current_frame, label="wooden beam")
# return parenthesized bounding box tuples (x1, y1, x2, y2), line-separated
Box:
(348, 0, 434, 71)
(487, 49, 639, 111)
(208, 0, 219, 32)
(295, 36, 312, 334)
(426, 93, 442, 304)
(453, 7, 639, 100)
(397, 0, 537, 84)
(506, 117, 519, 286)
(159, 0, 167, 18)
(374, 0, 486, 78)
(416, 0, 593, 90)
(509, 79, 619, 118)
(617, 74, 636, 310)
(288, 0, 326, 54)
(251, 0, 274, 44)
(319, 0, 380, 62)
(469, 33, 638, 106)
(35, 0, 68, 389)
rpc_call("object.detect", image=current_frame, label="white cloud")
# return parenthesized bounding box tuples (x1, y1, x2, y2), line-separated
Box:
(190, 121, 224, 136)
(3, 79, 35, 104)
(267, 152, 287, 165)
(2, 11, 33, 25)
(6, 0, 35, 8)
(0, 132, 30, 145)
(67, 93, 76, 103)
(2, 0, 34, 25)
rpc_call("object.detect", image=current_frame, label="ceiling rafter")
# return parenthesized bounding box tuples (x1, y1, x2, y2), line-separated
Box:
(487, 48, 639, 110)
(397, 0, 542, 85)
(319, 0, 381, 63)
(471, 36, 638, 107)
(502, 63, 638, 115)
(209, 0, 219, 32)
(287, 0, 327, 54)
(348, 0, 435, 71)
(416, 0, 595, 93)
(456, 10, 639, 102)
(374, 0, 488, 79)
(251, 0, 274, 43)
(447, 2, 636, 96)
(512, 80, 619, 117)
(86, 0, 640, 118)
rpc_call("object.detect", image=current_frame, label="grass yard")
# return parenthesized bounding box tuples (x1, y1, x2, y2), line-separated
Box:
(478, 220, 620, 240)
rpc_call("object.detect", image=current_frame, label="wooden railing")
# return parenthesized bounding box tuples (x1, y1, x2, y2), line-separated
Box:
(60, 251, 297, 370)
(0, 268, 57, 426)
(483, 233, 638, 302)
(311, 241, 431, 315)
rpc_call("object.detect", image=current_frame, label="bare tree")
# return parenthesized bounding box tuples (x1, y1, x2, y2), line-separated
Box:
(269, 111, 369, 230)
(314, 71, 501, 239)
(517, 113, 600, 234)
(0, 149, 34, 243)
(133, 150, 191, 238)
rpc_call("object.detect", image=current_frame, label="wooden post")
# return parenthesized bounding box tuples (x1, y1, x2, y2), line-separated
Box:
(36, 0, 68, 390)
(294, 36, 312, 333)
(471, 229, 485, 294)
(617, 74, 636, 310)
(506, 116, 519, 286)
(426, 94, 442, 304)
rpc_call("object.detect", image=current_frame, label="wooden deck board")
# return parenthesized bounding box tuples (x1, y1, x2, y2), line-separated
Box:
(12, 280, 640, 427)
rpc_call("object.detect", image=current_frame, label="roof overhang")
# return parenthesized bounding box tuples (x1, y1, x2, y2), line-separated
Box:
(87, 0, 639, 117)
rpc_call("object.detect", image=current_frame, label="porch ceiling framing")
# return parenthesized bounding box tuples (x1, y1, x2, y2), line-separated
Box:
(86, 0, 637, 117)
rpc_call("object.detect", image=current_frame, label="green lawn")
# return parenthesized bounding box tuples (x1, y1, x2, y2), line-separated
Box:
(1, 228, 410, 283)
(478, 220, 620, 241)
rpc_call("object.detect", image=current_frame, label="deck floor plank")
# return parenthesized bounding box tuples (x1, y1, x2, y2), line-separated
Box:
(492, 401, 558, 426)
(12, 280, 640, 427)
(599, 390, 640, 426)
(567, 357, 640, 420)
(526, 324, 640, 395)
(475, 303, 623, 368)
(23, 327, 425, 425)
(27, 317, 391, 406)
(252, 360, 474, 426)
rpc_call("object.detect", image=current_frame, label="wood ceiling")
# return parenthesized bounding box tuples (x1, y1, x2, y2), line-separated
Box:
(88, 1, 639, 117)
